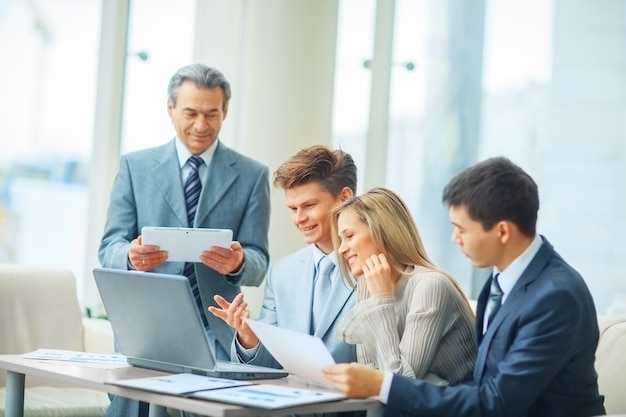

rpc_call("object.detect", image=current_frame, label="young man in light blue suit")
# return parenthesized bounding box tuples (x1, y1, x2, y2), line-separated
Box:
(323, 157, 605, 417)
(210, 146, 361, 417)
(99, 64, 270, 417)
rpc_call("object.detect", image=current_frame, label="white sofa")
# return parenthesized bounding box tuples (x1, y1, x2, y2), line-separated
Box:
(596, 316, 626, 414)
(0, 264, 114, 417)
(1, 264, 623, 416)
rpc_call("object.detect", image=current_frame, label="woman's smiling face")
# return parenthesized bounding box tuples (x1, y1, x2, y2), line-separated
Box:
(336, 209, 380, 277)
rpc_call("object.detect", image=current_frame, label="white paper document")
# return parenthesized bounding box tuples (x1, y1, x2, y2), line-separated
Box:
(109, 373, 252, 395)
(191, 384, 345, 409)
(245, 319, 336, 388)
(23, 349, 128, 366)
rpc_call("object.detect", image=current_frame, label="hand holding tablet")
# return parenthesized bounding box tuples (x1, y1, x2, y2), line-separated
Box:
(141, 227, 233, 262)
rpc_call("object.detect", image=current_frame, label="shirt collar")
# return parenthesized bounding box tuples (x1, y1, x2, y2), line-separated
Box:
(175, 137, 218, 168)
(493, 234, 543, 302)
(312, 245, 337, 272)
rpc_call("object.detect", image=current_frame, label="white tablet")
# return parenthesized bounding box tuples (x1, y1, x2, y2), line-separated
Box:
(141, 227, 233, 262)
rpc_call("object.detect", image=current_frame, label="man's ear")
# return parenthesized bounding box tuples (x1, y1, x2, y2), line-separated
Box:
(167, 100, 174, 118)
(340, 186, 354, 202)
(496, 220, 513, 245)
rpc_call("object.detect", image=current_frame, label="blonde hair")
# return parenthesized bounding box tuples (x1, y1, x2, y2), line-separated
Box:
(330, 187, 464, 296)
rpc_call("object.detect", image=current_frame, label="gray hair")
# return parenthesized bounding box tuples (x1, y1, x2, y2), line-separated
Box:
(167, 64, 231, 110)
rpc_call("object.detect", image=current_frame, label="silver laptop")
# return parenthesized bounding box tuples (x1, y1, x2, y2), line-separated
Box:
(93, 268, 287, 380)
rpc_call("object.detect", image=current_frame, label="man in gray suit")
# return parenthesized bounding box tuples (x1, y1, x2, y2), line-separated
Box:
(99, 63, 270, 417)
(210, 145, 359, 393)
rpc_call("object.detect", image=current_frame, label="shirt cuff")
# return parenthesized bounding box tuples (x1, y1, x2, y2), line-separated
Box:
(225, 260, 245, 282)
(379, 371, 393, 404)
(229, 259, 246, 275)
(235, 335, 260, 362)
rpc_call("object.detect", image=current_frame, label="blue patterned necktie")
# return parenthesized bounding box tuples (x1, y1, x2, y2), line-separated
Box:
(184, 155, 203, 226)
(485, 273, 503, 330)
(182, 155, 207, 326)
(312, 256, 334, 331)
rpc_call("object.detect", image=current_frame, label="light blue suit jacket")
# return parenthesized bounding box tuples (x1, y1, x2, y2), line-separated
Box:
(231, 245, 357, 368)
(99, 139, 270, 354)
(384, 237, 605, 417)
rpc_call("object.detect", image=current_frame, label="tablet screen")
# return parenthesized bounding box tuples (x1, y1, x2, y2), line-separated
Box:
(141, 227, 233, 262)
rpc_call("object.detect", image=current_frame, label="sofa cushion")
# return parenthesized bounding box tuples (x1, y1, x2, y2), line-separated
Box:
(82, 318, 115, 354)
(0, 265, 85, 387)
(0, 386, 109, 417)
(0, 265, 85, 355)
(596, 316, 626, 414)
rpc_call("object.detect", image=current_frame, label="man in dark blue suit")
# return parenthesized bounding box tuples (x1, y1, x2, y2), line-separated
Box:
(323, 157, 605, 417)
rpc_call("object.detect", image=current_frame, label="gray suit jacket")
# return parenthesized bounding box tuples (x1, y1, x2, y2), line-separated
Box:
(231, 245, 357, 368)
(99, 139, 270, 354)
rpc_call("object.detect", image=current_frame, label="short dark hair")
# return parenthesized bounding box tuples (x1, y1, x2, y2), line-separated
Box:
(442, 156, 539, 236)
(167, 63, 231, 110)
(273, 145, 357, 195)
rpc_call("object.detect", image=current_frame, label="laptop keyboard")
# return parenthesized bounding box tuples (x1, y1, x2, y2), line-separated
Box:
(215, 360, 283, 373)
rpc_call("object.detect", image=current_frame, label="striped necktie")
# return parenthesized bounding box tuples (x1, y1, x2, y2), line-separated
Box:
(182, 155, 207, 326)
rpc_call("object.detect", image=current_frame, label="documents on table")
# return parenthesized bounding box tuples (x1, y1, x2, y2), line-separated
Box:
(191, 384, 345, 409)
(24, 348, 346, 409)
(110, 373, 251, 395)
(23, 348, 128, 367)
(108, 373, 344, 409)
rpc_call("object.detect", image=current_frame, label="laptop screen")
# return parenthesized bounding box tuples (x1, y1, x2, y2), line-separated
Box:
(93, 268, 219, 372)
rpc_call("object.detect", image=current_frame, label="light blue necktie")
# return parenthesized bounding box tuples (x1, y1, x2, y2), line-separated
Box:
(182, 155, 207, 326)
(312, 256, 334, 330)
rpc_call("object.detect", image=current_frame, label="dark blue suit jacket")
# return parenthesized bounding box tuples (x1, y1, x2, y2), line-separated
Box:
(384, 237, 605, 417)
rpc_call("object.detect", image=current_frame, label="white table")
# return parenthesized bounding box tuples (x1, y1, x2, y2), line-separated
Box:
(0, 354, 381, 417)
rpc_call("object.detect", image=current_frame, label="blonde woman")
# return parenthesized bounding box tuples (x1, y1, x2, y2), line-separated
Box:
(330, 187, 476, 385)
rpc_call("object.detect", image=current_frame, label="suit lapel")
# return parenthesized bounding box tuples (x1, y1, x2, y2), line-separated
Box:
(152, 141, 188, 226)
(313, 275, 354, 338)
(291, 248, 316, 333)
(474, 236, 555, 381)
(288, 246, 354, 338)
(475, 279, 490, 345)
(194, 143, 238, 227)
(489, 237, 554, 333)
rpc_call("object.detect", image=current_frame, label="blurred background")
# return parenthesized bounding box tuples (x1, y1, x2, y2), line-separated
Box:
(0, 0, 624, 318)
